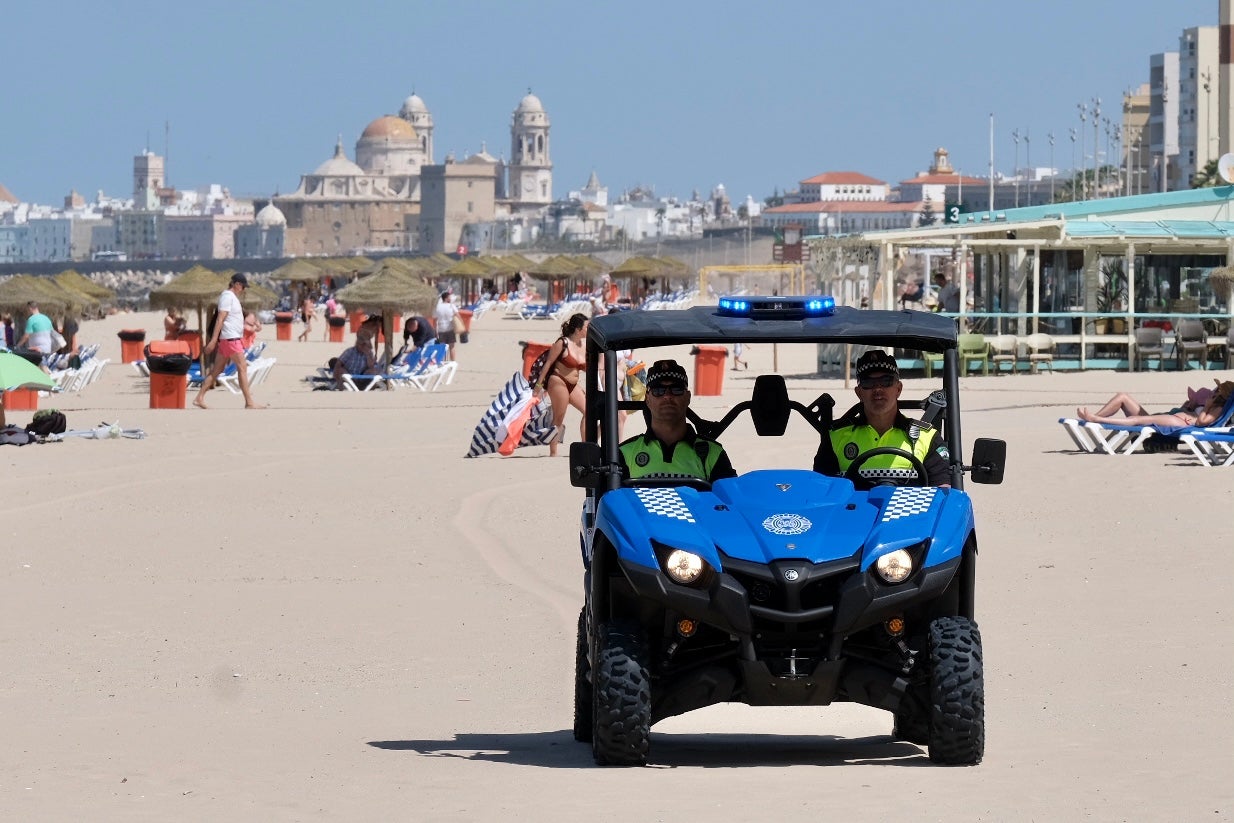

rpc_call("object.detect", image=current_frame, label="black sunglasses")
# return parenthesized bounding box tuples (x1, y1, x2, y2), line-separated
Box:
(648, 385, 686, 397)
(857, 374, 897, 389)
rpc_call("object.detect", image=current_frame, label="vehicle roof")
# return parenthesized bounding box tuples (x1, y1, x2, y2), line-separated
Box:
(588, 305, 959, 352)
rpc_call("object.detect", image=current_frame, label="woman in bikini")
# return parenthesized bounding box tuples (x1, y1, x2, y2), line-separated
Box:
(1077, 382, 1231, 428)
(533, 313, 589, 457)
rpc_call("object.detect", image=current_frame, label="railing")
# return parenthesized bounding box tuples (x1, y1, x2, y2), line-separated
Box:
(928, 311, 1230, 371)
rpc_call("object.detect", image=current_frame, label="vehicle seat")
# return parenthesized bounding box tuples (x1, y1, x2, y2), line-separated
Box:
(750, 374, 791, 436)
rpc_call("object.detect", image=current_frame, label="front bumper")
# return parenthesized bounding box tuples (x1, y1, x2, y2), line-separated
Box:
(618, 553, 961, 639)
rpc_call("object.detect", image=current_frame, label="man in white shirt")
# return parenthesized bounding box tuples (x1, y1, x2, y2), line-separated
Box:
(194, 273, 264, 409)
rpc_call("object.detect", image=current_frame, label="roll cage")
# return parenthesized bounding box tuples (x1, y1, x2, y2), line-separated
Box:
(575, 304, 986, 494)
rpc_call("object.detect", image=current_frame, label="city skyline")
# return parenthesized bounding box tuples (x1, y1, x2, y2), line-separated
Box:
(1, 0, 1219, 208)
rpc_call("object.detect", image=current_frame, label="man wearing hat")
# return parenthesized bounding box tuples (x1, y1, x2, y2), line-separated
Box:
(618, 359, 736, 483)
(813, 350, 949, 489)
(194, 273, 264, 409)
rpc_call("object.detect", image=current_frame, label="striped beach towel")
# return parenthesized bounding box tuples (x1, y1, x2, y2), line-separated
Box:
(465, 372, 558, 457)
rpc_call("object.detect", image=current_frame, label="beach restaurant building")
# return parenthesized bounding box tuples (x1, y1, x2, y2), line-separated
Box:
(806, 186, 1234, 370)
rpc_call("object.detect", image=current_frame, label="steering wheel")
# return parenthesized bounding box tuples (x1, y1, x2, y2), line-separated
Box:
(624, 477, 712, 492)
(843, 447, 928, 488)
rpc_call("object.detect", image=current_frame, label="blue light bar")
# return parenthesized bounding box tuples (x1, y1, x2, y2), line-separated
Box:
(716, 296, 836, 319)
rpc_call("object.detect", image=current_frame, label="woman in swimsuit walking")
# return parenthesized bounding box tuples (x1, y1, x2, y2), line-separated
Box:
(533, 312, 589, 457)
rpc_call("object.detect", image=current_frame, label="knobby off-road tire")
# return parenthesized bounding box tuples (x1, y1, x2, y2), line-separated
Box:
(927, 616, 984, 765)
(574, 608, 593, 743)
(591, 621, 651, 766)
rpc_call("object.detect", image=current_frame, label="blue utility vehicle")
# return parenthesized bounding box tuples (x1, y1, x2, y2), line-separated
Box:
(570, 297, 1006, 766)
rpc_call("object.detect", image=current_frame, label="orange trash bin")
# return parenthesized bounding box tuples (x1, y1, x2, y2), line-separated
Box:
(393, 314, 403, 333)
(118, 329, 146, 363)
(692, 345, 727, 396)
(274, 312, 294, 341)
(349, 310, 365, 333)
(149, 373, 187, 409)
(4, 388, 38, 411)
(521, 341, 552, 380)
(177, 330, 202, 359)
(327, 316, 347, 343)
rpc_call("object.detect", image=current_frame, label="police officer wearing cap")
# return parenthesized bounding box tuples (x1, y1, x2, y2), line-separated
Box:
(813, 350, 950, 489)
(618, 359, 737, 484)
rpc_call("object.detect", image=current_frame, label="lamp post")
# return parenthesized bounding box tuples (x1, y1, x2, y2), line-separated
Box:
(1012, 127, 1021, 207)
(1069, 127, 1078, 201)
(1048, 132, 1056, 202)
(1077, 102, 1088, 199)
(1202, 69, 1214, 165)
(1024, 128, 1032, 205)
(1092, 97, 1102, 198)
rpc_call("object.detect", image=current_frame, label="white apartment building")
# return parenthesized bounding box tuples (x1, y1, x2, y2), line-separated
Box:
(1176, 26, 1220, 187)
(1150, 51, 1181, 191)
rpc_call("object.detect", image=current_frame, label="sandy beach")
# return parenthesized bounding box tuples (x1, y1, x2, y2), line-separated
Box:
(1, 306, 1230, 821)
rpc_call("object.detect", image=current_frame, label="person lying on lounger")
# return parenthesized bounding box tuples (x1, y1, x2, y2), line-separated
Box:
(1076, 382, 1231, 428)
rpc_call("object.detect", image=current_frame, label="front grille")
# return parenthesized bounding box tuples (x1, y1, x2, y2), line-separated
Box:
(720, 550, 860, 628)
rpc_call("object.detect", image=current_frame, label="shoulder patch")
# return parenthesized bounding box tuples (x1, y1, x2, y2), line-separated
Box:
(935, 444, 950, 461)
(843, 442, 860, 460)
(634, 451, 650, 467)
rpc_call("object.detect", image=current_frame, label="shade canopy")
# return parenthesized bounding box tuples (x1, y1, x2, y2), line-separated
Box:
(55, 269, 116, 302)
(0, 275, 74, 315)
(148, 265, 229, 311)
(334, 262, 439, 368)
(0, 350, 56, 392)
(441, 256, 495, 279)
(609, 255, 689, 277)
(271, 258, 331, 284)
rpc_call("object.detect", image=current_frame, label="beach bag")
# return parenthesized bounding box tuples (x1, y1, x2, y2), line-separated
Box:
(26, 409, 67, 437)
(50, 328, 67, 350)
(452, 313, 465, 335)
(0, 425, 33, 446)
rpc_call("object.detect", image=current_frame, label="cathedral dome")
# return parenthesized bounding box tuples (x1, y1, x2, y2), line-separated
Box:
(314, 138, 365, 176)
(255, 203, 286, 227)
(400, 94, 429, 116)
(516, 93, 544, 113)
(361, 115, 417, 140)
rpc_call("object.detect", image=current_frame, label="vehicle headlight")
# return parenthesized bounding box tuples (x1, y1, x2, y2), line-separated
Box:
(875, 549, 914, 584)
(664, 549, 706, 585)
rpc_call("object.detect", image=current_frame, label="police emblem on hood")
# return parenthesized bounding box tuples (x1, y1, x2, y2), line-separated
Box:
(763, 514, 812, 535)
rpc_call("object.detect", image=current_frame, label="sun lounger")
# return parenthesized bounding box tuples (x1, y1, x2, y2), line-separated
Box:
(1179, 430, 1234, 467)
(1058, 392, 1234, 456)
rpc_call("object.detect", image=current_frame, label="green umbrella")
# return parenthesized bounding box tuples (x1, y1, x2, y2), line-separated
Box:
(0, 350, 56, 392)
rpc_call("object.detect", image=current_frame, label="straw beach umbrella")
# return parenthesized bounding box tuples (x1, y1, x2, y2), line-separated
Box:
(55, 269, 115, 304)
(0, 275, 71, 317)
(333, 262, 438, 368)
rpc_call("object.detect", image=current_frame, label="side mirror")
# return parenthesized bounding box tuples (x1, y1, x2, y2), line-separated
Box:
(967, 437, 1006, 485)
(569, 441, 604, 488)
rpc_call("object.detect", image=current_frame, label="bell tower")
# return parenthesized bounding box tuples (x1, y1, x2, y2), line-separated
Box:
(508, 89, 552, 206)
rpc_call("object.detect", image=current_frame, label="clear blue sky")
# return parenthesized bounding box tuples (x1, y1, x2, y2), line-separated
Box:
(1, 0, 1219, 207)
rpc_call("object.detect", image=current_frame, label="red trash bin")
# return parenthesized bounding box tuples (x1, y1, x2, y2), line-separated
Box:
(118, 329, 146, 363)
(4, 388, 38, 411)
(177, 330, 202, 359)
(274, 311, 294, 341)
(458, 309, 473, 333)
(692, 345, 728, 396)
(149, 373, 187, 409)
(521, 341, 552, 380)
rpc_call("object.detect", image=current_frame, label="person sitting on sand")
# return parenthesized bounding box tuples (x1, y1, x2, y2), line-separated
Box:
(1077, 381, 1232, 428)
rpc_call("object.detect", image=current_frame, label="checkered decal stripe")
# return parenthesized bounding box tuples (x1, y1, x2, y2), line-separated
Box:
(880, 487, 937, 522)
(633, 487, 696, 523)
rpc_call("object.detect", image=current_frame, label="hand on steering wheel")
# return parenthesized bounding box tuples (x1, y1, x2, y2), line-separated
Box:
(843, 446, 928, 487)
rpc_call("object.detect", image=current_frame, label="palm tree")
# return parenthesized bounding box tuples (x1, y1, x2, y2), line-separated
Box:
(1191, 158, 1221, 188)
